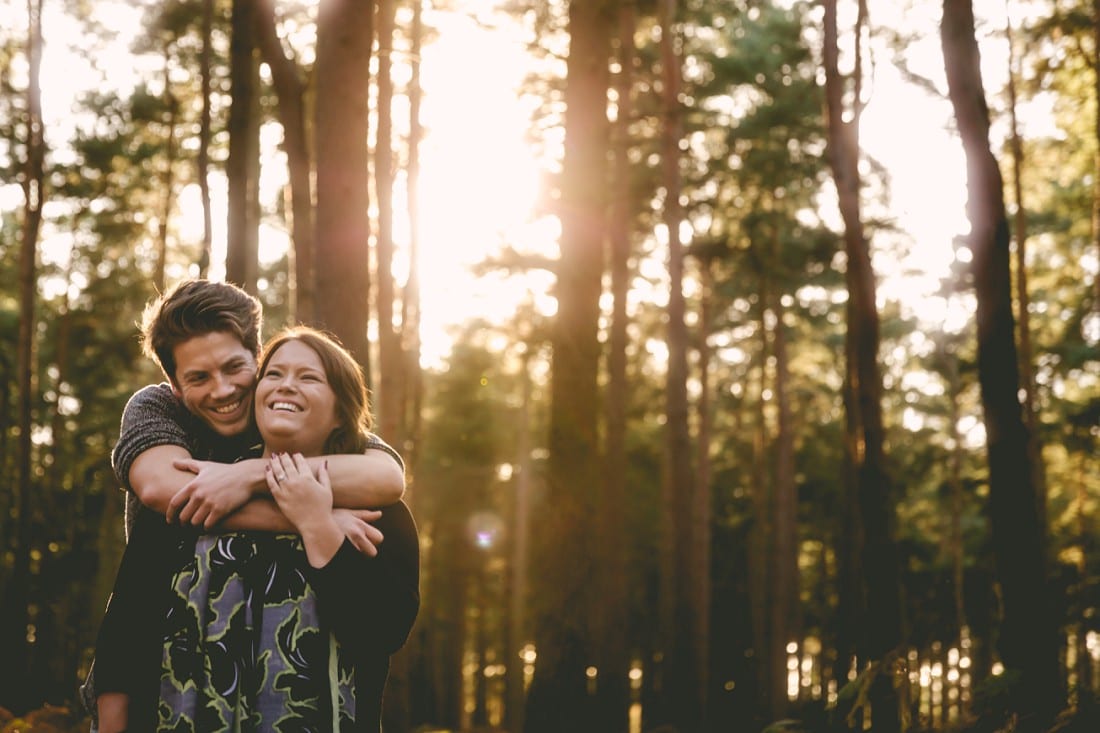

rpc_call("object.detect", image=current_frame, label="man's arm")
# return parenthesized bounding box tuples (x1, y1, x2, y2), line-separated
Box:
(169, 444, 405, 528)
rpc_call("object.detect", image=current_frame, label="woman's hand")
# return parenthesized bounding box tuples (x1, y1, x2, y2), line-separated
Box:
(267, 453, 343, 567)
(267, 453, 333, 532)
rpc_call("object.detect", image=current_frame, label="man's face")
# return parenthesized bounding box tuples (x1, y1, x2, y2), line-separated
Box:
(170, 331, 257, 437)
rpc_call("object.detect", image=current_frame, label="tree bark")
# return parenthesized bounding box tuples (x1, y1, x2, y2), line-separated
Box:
(1004, 7, 1047, 552)
(314, 0, 374, 376)
(375, 0, 402, 449)
(657, 0, 702, 728)
(1, 0, 45, 711)
(225, 0, 261, 293)
(402, 0, 424, 477)
(823, 2, 902, 729)
(941, 1, 1060, 728)
(595, 3, 635, 730)
(770, 287, 798, 720)
(525, 2, 610, 731)
(155, 44, 178, 294)
(255, 0, 315, 321)
(197, 0, 214, 277)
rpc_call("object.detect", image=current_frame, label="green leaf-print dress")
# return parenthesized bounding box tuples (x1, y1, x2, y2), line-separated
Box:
(157, 532, 356, 732)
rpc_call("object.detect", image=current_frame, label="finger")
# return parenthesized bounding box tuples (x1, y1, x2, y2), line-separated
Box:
(172, 458, 201, 474)
(270, 454, 289, 483)
(188, 506, 206, 527)
(176, 499, 198, 525)
(364, 525, 385, 546)
(166, 495, 181, 524)
(291, 452, 311, 476)
(265, 464, 282, 494)
(204, 506, 225, 531)
(352, 509, 383, 522)
(350, 531, 379, 558)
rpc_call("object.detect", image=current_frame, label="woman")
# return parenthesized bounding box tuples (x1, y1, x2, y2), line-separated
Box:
(156, 327, 419, 732)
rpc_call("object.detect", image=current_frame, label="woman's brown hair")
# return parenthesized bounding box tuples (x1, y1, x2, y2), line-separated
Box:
(256, 327, 373, 454)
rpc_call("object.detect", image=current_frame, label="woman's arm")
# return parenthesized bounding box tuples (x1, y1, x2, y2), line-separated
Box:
(309, 500, 421, 656)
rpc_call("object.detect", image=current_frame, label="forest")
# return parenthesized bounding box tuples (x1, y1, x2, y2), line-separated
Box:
(0, 0, 1097, 732)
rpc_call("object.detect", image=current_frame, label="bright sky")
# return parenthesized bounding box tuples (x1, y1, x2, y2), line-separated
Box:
(20, 0, 1054, 368)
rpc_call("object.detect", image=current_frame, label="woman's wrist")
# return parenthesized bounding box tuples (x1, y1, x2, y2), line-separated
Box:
(298, 515, 344, 568)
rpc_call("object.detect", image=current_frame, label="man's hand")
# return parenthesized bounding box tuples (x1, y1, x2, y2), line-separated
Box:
(167, 458, 261, 528)
(333, 508, 385, 557)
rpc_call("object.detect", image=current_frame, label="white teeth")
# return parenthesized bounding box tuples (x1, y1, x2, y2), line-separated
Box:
(271, 401, 301, 412)
(213, 400, 241, 414)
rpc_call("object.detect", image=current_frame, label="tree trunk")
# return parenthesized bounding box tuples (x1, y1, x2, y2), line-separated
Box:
(507, 351, 534, 733)
(197, 0, 214, 277)
(770, 288, 798, 720)
(594, 3, 635, 731)
(1093, 0, 1100, 311)
(375, 0, 402, 449)
(693, 263, 714, 724)
(749, 298, 773, 718)
(401, 0, 424, 477)
(155, 46, 178, 294)
(374, 5, 408, 729)
(1004, 8, 1047, 551)
(657, 0, 702, 728)
(823, 2, 902, 729)
(1, 0, 45, 711)
(256, 0, 315, 321)
(314, 0, 374, 376)
(226, 0, 260, 293)
(524, 2, 610, 731)
(941, 2, 1061, 728)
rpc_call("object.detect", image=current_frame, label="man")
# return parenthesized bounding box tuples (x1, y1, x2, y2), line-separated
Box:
(86, 279, 407, 732)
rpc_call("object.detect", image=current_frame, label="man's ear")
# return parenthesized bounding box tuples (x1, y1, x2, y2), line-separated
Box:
(168, 380, 182, 398)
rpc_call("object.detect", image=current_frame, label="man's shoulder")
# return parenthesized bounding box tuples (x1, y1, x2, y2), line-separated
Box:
(124, 383, 181, 411)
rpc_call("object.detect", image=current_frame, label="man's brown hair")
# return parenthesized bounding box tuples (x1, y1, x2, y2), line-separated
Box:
(141, 279, 263, 385)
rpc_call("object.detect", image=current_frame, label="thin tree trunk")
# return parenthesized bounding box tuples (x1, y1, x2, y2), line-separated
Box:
(197, 0, 213, 277)
(226, 0, 260, 293)
(2, 0, 45, 710)
(402, 0, 424, 478)
(156, 45, 178, 294)
(375, 6, 407, 728)
(824, 3, 902, 729)
(1004, 6, 1047, 548)
(941, 2, 1060, 727)
(943, 339, 968, 636)
(314, 0, 374, 375)
(750, 281, 774, 718)
(595, 2, 635, 730)
(693, 262, 714, 725)
(375, 0, 402, 448)
(256, 0, 315, 321)
(657, 0, 701, 727)
(507, 351, 533, 733)
(1093, 0, 1100, 311)
(770, 287, 798, 721)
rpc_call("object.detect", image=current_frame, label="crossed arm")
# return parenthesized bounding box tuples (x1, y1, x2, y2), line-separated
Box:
(128, 444, 405, 531)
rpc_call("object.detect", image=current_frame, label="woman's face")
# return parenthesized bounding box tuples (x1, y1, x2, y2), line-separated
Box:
(254, 339, 340, 457)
